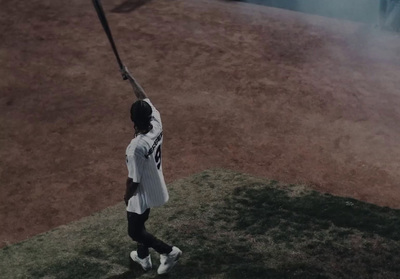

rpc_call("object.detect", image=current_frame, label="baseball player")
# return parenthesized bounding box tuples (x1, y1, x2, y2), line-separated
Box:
(121, 66, 182, 274)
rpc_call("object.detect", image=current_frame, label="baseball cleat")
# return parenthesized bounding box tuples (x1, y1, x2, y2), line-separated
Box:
(157, 246, 182, 274)
(130, 251, 152, 271)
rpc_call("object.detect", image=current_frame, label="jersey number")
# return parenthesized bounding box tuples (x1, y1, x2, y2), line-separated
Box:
(155, 145, 162, 169)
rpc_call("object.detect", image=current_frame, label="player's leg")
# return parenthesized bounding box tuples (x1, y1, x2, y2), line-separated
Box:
(127, 209, 181, 274)
(128, 209, 172, 254)
(127, 210, 152, 271)
(136, 243, 149, 258)
(137, 209, 182, 275)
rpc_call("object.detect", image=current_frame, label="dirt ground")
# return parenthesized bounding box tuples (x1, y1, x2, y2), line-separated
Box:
(1, 0, 400, 247)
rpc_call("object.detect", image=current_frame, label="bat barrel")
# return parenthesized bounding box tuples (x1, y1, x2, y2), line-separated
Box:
(92, 0, 126, 75)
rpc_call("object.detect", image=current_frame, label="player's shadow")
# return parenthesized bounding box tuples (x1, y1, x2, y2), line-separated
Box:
(111, 0, 152, 13)
(105, 256, 149, 278)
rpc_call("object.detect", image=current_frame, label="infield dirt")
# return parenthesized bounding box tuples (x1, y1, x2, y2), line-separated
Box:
(1, 0, 400, 247)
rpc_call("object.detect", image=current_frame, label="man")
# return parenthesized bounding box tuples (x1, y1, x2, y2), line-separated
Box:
(121, 66, 182, 274)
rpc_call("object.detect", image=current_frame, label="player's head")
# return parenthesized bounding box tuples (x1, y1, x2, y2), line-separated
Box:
(130, 100, 152, 132)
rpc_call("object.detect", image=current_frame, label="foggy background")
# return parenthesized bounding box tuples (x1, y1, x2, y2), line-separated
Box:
(238, 0, 380, 24)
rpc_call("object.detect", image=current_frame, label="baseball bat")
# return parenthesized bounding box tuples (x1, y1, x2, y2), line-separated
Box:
(92, 0, 127, 79)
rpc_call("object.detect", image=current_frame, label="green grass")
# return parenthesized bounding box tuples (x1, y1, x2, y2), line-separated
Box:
(1, 169, 400, 278)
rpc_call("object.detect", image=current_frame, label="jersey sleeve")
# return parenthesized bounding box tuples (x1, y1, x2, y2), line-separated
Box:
(126, 146, 146, 183)
(143, 98, 162, 126)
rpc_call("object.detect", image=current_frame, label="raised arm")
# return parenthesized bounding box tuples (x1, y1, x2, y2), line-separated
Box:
(121, 66, 148, 100)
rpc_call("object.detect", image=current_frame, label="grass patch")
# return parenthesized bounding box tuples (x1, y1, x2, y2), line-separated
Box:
(1, 169, 400, 278)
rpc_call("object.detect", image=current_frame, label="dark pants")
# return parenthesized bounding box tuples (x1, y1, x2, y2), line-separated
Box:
(127, 208, 172, 258)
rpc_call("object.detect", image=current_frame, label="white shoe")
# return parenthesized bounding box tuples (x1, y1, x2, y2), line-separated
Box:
(130, 251, 152, 271)
(157, 246, 182, 274)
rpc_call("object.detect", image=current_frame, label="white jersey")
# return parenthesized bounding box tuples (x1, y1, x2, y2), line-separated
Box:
(125, 98, 169, 214)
